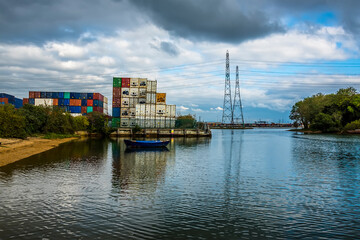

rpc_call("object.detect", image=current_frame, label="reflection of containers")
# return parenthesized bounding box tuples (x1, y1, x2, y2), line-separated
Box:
(121, 108, 130, 117)
(121, 88, 130, 97)
(166, 105, 176, 118)
(129, 98, 138, 108)
(35, 98, 53, 106)
(129, 88, 138, 97)
(146, 80, 157, 92)
(113, 77, 122, 87)
(130, 78, 139, 87)
(139, 88, 146, 97)
(120, 118, 129, 127)
(113, 107, 120, 117)
(139, 78, 147, 88)
(121, 98, 129, 107)
(156, 93, 166, 104)
(146, 93, 156, 104)
(156, 105, 166, 116)
(121, 78, 130, 88)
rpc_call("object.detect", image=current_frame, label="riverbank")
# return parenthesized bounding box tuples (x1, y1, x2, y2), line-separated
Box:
(289, 128, 360, 134)
(0, 137, 78, 167)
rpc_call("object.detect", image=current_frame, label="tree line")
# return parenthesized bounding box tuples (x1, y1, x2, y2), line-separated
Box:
(0, 104, 111, 139)
(290, 87, 360, 132)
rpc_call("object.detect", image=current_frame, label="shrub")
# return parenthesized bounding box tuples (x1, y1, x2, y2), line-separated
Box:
(344, 119, 360, 130)
(311, 113, 339, 132)
(72, 116, 89, 131)
(19, 104, 49, 135)
(44, 108, 74, 134)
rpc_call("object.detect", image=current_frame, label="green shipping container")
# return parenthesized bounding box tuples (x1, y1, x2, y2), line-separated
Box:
(87, 106, 93, 113)
(64, 92, 70, 99)
(112, 118, 120, 128)
(113, 77, 122, 87)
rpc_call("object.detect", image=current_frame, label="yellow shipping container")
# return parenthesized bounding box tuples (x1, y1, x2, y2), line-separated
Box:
(156, 93, 166, 104)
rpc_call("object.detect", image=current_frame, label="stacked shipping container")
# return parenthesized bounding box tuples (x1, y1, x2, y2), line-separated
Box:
(112, 77, 176, 128)
(0, 93, 23, 108)
(27, 91, 108, 116)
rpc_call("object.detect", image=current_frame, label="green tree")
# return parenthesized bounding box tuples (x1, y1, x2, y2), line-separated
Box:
(0, 104, 27, 138)
(72, 116, 89, 131)
(86, 112, 110, 135)
(44, 107, 74, 134)
(19, 104, 48, 135)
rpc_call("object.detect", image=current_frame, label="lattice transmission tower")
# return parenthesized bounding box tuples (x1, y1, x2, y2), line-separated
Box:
(232, 66, 245, 126)
(222, 50, 233, 124)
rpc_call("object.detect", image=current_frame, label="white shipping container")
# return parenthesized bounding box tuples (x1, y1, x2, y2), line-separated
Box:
(139, 88, 146, 97)
(129, 88, 139, 98)
(146, 80, 157, 93)
(104, 103, 108, 115)
(120, 118, 129, 127)
(135, 104, 146, 117)
(138, 97, 146, 104)
(129, 119, 137, 127)
(156, 105, 166, 116)
(121, 108, 130, 117)
(121, 88, 130, 97)
(129, 108, 136, 118)
(170, 119, 176, 128)
(139, 78, 147, 88)
(130, 78, 139, 87)
(121, 98, 129, 107)
(104, 96, 108, 104)
(70, 113, 82, 117)
(145, 104, 156, 117)
(146, 93, 156, 104)
(166, 105, 176, 118)
(145, 118, 156, 128)
(155, 117, 166, 128)
(129, 98, 138, 108)
(35, 98, 53, 106)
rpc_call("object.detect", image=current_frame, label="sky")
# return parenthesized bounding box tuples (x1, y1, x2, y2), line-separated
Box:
(1, 0, 360, 123)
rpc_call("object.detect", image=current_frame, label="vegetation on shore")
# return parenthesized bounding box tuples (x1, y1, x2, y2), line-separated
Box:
(0, 104, 112, 139)
(290, 87, 360, 133)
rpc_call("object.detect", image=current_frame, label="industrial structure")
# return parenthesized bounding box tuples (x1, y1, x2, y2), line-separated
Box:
(112, 77, 176, 128)
(25, 91, 108, 116)
(221, 51, 245, 126)
(0, 93, 23, 108)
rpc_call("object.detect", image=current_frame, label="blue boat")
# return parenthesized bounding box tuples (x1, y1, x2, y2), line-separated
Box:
(124, 139, 170, 148)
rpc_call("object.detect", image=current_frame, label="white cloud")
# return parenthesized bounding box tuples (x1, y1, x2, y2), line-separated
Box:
(178, 106, 189, 110)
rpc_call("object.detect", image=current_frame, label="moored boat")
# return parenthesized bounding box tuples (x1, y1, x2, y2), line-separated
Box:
(124, 139, 170, 148)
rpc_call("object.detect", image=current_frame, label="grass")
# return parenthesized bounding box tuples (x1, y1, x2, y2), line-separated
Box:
(42, 133, 79, 139)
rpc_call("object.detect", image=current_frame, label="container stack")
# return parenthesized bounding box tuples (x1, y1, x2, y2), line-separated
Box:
(27, 91, 107, 116)
(0, 93, 23, 109)
(112, 77, 176, 128)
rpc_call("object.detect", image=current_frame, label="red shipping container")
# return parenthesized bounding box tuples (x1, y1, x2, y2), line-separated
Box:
(29, 91, 35, 98)
(99, 94, 104, 102)
(121, 78, 130, 88)
(87, 99, 93, 106)
(53, 98, 58, 106)
(93, 93, 100, 100)
(70, 99, 81, 106)
(0, 98, 8, 104)
(113, 87, 121, 98)
(23, 98, 29, 105)
(93, 106, 100, 112)
(113, 102, 121, 108)
(81, 106, 87, 113)
(34, 92, 41, 98)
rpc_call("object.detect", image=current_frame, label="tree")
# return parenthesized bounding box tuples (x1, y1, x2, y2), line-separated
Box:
(0, 104, 27, 138)
(86, 112, 109, 135)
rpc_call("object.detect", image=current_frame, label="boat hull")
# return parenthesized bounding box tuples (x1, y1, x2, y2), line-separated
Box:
(124, 140, 170, 148)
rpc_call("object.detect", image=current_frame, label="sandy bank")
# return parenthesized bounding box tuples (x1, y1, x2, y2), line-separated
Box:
(0, 137, 77, 167)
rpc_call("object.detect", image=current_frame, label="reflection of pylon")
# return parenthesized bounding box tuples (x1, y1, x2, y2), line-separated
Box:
(222, 50, 233, 124)
(233, 66, 245, 126)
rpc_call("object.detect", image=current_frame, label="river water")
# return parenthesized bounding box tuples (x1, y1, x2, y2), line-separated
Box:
(0, 129, 359, 239)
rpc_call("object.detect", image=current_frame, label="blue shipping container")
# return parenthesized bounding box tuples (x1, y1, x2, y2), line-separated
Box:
(80, 93, 87, 99)
(64, 99, 70, 106)
(69, 106, 81, 113)
(87, 93, 93, 100)
(46, 92, 52, 98)
(61, 106, 70, 112)
(93, 100, 99, 107)
(70, 92, 76, 99)
(14, 98, 23, 109)
(58, 92, 64, 99)
(52, 92, 59, 98)
(99, 101, 104, 108)
(40, 92, 46, 98)
(81, 99, 87, 106)
(113, 107, 120, 117)
(29, 98, 35, 105)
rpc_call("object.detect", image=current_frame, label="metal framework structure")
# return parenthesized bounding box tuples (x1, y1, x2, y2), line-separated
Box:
(222, 50, 233, 124)
(232, 65, 245, 126)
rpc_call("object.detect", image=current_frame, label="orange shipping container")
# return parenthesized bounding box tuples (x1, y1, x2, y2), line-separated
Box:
(23, 98, 29, 105)
(87, 100, 93, 106)
(70, 99, 81, 106)
(0, 98, 8, 104)
(29, 91, 35, 98)
(156, 93, 166, 104)
(53, 98, 58, 106)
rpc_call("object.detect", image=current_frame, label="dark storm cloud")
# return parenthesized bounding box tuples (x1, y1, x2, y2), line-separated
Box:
(0, 0, 139, 43)
(160, 42, 179, 56)
(130, 0, 284, 43)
